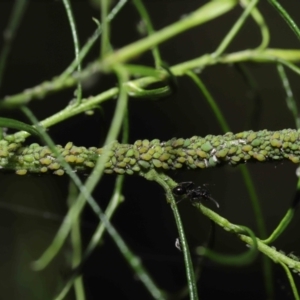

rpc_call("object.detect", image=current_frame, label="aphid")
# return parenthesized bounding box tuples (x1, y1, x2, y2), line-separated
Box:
(172, 181, 219, 208)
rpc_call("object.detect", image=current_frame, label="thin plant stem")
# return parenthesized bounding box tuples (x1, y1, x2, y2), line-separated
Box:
(144, 171, 198, 300)
(268, 0, 300, 41)
(213, 0, 259, 57)
(68, 181, 86, 300)
(132, 0, 162, 67)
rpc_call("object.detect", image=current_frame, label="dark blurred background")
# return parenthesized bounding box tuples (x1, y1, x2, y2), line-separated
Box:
(0, 0, 300, 299)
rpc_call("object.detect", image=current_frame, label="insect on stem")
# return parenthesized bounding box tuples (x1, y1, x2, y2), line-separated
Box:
(172, 181, 220, 208)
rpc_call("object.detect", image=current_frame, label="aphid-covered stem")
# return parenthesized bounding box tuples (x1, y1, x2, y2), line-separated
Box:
(2, 129, 300, 176)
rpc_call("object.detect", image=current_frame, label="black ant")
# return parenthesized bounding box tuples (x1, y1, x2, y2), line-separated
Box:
(172, 181, 219, 208)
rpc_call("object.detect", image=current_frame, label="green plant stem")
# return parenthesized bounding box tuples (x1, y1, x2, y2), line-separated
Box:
(58, 0, 128, 81)
(62, 0, 82, 105)
(277, 63, 300, 129)
(268, 0, 300, 41)
(101, 0, 237, 70)
(132, 0, 162, 67)
(197, 226, 258, 266)
(144, 171, 198, 300)
(67, 181, 86, 300)
(241, 0, 269, 50)
(100, 0, 111, 58)
(54, 176, 125, 300)
(262, 209, 294, 244)
(279, 262, 300, 300)
(3, 47, 300, 110)
(198, 205, 300, 274)
(213, 0, 259, 57)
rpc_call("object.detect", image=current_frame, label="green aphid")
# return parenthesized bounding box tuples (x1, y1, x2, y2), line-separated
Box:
(196, 161, 206, 169)
(151, 139, 160, 145)
(183, 139, 190, 147)
(126, 169, 134, 175)
(174, 163, 182, 169)
(76, 157, 85, 164)
(290, 133, 298, 142)
(0, 150, 8, 157)
(40, 166, 48, 173)
(117, 155, 124, 162)
(200, 141, 213, 152)
(132, 165, 140, 172)
(162, 162, 169, 169)
(196, 150, 207, 158)
(187, 156, 194, 165)
(29, 143, 40, 149)
(251, 139, 262, 147)
(34, 152, 40, 160)
(177, 157, 186, 163)
(53, 169, 64, 176)
(147, 148, 155, 156)
(208, 157, 218, 167)
(154, 145, 162, 153)
(231, 156, 240, 162)
(65, 142, 73, 150)
(291, 144, 298, 150)
(140, 153, 152, 161)
(104, 169, 113, 174)
(138, 160, 150, 169)
(125, 149, 134, 157)
(16, 169, 27, 175)
(242, 145, 252, 152)
(235, 132, 244, 139)
(114, 168, 125, 175)
(134, 140, 142, 147)
(289, 155, 300, 163)
(153, 152, 161, 159)
(23, 154, 34, 163)
(70, 146, 81, 155)
(5, 135, 15, 143)
(8, 143, 19, 151)
(117, 161, 127, 168)
(65, 155, 76, 163)
(40, 157, 52, 165)
(116, 148, 126, 156)
(282, 142, 289, 149)
(270, 139, 282, 148)
(139, 146, 148, 154)
(48, 163, 60, 170)
(228, 147, 237, 155)
(84, 161, 95, 168)
(247, 132, 257, 142)
(172, 138, 184, 147)
(159, 153, 170, 161)
(123, 157, 130, 163)
(244, 154, 251, 160)
(254, 153, 266, 162)
(61, 150, 69, 156)
(271, 132, 280, 139)
(215, 149, 228, 158)
(129, 158, 136, 165)
(186, 149, 196, 156)
(40, 148, 52, 158)
(142, 140, 150, 147)
(152, 159, 162, 168)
